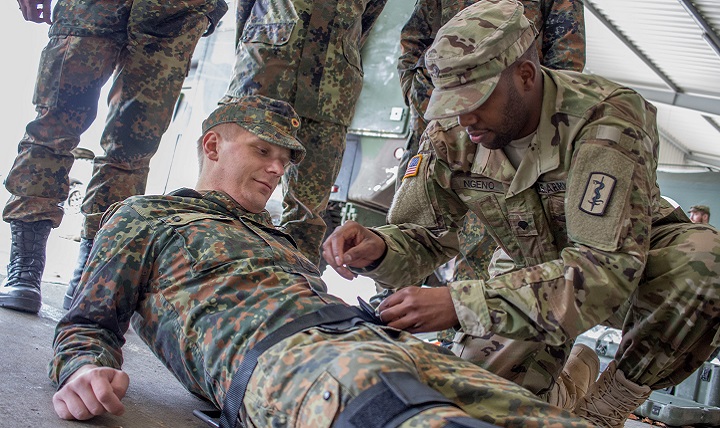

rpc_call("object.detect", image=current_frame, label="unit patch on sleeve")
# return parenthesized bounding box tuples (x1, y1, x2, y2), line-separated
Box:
(579, 173, 616, 216)
(403, 154, 423, 180)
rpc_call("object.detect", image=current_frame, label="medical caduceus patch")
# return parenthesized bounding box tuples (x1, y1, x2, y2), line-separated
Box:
(579, 172, 616, 216)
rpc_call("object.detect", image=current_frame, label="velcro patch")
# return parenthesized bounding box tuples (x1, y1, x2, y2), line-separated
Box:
(536, 181, 566, 195)
(566, 143, 634, 251)
(579, 173, 616, 216)
(451, 177, 504, 193)
(403, 154, 423, 180)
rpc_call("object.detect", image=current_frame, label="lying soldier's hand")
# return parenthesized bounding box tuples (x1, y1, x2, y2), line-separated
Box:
(52, 364, 129, 420)
(322, 220, 387, 280)
(378, 286, 459, 333)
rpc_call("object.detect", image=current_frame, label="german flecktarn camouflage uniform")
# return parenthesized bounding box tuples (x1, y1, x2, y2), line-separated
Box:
(3, 0, 227, 239)
(365, 0, 720, 397)
(49, 190, 595, 427)
(222, 0, 388, 265)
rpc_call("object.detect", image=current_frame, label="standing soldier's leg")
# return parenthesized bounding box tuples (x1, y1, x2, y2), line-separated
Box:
(280, 118, 346, 266)
(1, 0, 126, 312)
(63, 0, 211, 309)
(454, 213, 494, 282)
(576, 222, 720, 428)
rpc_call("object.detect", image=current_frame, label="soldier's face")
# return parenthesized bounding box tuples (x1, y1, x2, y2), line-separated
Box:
(689, 211, 709, 224)
(457, 74, 532, 150)
(215, 127, 291, 213)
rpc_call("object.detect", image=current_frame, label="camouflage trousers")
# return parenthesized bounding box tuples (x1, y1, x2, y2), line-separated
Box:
(452, 222, 720, 394)
(3, 0, 210, 238)
(244, 323, 593, 427)
(280, 118, 347, 266)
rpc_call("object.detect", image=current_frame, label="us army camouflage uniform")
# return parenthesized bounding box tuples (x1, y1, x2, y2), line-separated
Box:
(366, 68, 720, 395)
(395, 0, 585, 191)
(49, 190, 593, 427)
(221, 0, 388, 265)
(388, 0, 585, 342)
(3, 0, 227, 238)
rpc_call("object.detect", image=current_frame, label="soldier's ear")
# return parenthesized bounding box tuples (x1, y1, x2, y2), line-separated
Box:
(516, 60, 537, 92)
(202, 130, 220, 161)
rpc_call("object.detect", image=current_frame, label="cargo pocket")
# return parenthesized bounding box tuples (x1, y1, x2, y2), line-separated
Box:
(297, 371, 342, 427)
(240, 0, 297, 46)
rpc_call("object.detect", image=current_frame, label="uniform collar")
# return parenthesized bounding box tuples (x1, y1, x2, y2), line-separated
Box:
(470, 69, 561, 197)
(198, 190, 275, 228)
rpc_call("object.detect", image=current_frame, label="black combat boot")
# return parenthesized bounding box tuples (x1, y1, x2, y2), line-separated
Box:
(0, 220, 52, 313)
(63, 238, 93, 310)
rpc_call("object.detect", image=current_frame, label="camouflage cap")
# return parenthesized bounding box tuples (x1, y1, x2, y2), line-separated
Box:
(424, 0, 538, 120)
(202, 95, 305, 164)
(689, 205, 710, 215)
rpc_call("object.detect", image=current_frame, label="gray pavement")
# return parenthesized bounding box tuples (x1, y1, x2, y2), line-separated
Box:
(0, 276, 211, 428)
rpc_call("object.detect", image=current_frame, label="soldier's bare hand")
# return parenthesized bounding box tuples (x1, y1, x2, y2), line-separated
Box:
(378, 286, 458, 333)
(52, 365, 129, 420)
(18, 0, 52, 24)
(322, 220, 386, 280)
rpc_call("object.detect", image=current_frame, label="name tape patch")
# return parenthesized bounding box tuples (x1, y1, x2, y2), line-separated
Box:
(579, 173, 616, 216)
(536, 181, 566, 195)
(452, 177, 504, 193)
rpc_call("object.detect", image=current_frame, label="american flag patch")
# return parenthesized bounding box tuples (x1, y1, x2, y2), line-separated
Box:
(403, 154, 423, 180)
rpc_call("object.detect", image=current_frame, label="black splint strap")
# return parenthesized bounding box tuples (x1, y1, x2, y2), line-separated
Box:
(445, 417, 501, 428)
(335, 371, 455, 428)
(218, 303, 381, 428)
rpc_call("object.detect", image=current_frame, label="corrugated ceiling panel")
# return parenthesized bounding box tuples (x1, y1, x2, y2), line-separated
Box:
(586, 0, 720, 98)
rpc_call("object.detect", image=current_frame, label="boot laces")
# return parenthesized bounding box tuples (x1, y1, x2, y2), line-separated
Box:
(580, 371, 647, 426)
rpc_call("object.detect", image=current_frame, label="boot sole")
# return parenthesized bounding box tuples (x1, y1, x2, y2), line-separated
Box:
(0, 295, 41, 314)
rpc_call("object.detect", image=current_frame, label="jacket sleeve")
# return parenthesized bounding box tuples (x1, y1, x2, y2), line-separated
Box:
(49, 203, 154, 387)
(359, 0, 389, 48)
(450, 95, 658, 346)
(397, 0, 439, 106)
(539, 0, 586, 71)
(362, 131, 469, 289)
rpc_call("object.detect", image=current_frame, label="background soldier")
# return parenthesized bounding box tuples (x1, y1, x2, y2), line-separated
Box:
(323, 2, 720, 427)
(688, 204, 711, 224)
(50, 97, 593, 428)
(221, 0, 388, 266)
(1, 0, 227, 313)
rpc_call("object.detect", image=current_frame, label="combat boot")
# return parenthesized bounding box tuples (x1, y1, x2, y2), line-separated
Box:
(544, 343, 600, 410)
(573, 360, 651, 428)
(63, 238, 93, 310)
(0, 220, 52, 313)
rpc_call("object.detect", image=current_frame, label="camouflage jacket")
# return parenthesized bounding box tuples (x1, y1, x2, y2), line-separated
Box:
(225, 0, 388, 126)
(398, 0, 585, 119)
(49, 190, 345, 407)
(366, 68, 690, 346)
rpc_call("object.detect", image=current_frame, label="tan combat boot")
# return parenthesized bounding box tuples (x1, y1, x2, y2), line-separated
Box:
(574, 360, 651, 428)
(545, 343, 600, 410)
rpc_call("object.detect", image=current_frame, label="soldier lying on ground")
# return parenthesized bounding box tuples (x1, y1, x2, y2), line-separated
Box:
(322, 2, 720, 428)
(49, 96, 594, 428)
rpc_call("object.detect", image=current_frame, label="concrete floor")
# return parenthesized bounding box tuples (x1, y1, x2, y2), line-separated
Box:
(0, 277, 212, 428)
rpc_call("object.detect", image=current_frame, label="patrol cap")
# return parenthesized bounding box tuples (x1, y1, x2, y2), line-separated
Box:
(424, 0, 538, 120)
(202, 95, 305, 164)
(688, 205, 710, 215)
